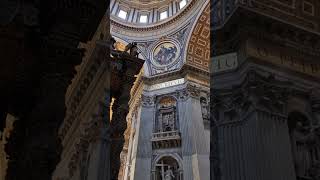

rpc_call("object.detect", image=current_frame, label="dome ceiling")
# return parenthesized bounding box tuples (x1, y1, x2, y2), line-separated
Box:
(117, 0, 181, 9)
(110, 0, 192, 28)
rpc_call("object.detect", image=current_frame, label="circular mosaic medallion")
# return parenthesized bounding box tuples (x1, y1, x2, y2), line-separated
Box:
(151, 41, 180, 67)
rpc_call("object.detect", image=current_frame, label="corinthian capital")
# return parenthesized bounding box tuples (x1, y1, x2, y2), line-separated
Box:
(141, 95, 155, 107)
(187, 84, 201, 98)
(176, 84, 201, 100)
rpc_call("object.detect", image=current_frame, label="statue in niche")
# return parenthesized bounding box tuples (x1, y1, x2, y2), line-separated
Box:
(200, 97, 209, 120)
(156, 97, 177, 133)
(164, 166, 175, 180)
(162, 112, 175, 132)
(154, 156, 180, 180)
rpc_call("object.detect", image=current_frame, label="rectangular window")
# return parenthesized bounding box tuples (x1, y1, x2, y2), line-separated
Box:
(139, 15, 148, 23)
(179, 0, 187, 9)
(160, 11, 168, 20)
(118, 10, 128, 20)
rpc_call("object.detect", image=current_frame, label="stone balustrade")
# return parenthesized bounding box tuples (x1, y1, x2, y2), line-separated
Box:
(151, 131, 181, 149)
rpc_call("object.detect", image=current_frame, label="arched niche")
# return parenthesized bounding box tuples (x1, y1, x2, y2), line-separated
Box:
(154, 96, 179, 133)
(151, 154, 183, 180)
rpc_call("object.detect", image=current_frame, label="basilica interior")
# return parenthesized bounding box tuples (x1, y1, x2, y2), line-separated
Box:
(0, 0, 320, 180)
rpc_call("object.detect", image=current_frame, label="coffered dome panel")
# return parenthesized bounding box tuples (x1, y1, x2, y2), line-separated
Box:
(186, 3, 210, 72)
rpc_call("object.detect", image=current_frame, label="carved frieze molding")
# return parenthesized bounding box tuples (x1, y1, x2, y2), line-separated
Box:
(142, 64, 209, 86)
(212, 0, 320, 34)
(243, 17, 320, 57)
(213, 4, 320, 58)
(143, 83, 205, 105)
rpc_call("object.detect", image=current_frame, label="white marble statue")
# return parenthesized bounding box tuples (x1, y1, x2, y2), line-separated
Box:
(164, 167, 175, 180)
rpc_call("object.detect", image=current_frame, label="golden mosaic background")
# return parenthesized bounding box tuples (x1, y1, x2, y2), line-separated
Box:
(186, 3, 210, 72)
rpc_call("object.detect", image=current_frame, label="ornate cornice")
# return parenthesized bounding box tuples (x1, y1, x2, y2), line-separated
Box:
(212, 2, 320, 57)
(212, 0, 320, 34)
